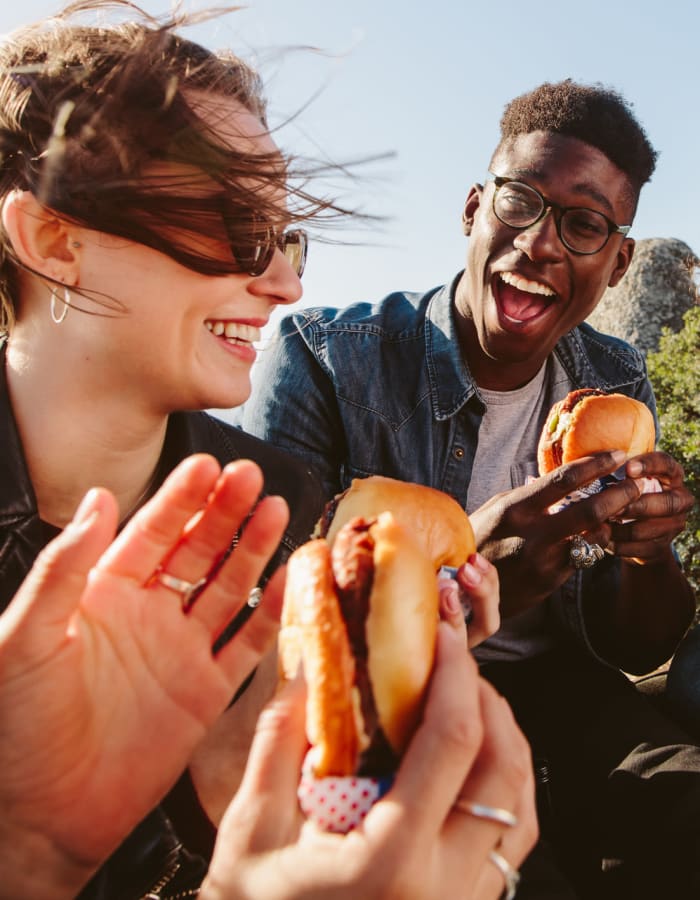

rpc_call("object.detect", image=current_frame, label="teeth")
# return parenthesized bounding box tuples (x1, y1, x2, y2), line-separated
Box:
(205, 320, 262, 343)
(500, 271, 555, 297)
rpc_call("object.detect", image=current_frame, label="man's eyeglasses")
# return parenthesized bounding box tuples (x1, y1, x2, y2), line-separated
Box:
(488, 173, 631, 255)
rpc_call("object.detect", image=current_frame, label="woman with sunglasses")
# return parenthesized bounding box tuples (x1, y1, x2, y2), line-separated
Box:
(0, 3, 524, 897)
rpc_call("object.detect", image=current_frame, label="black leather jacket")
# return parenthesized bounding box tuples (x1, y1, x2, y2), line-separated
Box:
(0, 342, 325, 898)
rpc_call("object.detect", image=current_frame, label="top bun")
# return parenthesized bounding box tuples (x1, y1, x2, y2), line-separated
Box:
(279, 512, 439, 776)
(538, 392, 655, 474)
(323, 475, 475, 568)
(365, 512, 439, 756)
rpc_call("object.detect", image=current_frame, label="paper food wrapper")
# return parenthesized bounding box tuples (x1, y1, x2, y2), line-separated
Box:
(298, 753, 394, 833)
(531, 470, 662, 517)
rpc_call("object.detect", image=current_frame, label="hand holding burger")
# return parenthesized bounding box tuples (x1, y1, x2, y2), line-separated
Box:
(537, 389, 661, 566)
(279, 476, 499, 832)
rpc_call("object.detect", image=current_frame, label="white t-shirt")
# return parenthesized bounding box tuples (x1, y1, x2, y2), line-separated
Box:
(470, 357, 574, 663)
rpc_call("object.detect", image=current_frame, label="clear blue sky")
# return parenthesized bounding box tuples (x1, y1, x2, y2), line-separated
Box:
(3, 0, 699, 325)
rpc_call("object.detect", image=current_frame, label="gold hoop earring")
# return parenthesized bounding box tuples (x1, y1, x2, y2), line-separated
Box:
(50, 287, 71, 325)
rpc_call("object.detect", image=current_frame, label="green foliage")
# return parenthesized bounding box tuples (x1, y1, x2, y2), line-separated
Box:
(646, 305, 700, 597)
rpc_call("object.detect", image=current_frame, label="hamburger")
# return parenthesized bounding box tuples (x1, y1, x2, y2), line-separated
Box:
(317, 474, 476, 568)
(537, 388, 655, 475)
(279, 512, 440, 779)
(279, 476, 476, 799)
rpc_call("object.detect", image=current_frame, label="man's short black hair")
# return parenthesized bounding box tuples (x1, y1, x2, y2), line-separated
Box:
(496, 79, 657, 197)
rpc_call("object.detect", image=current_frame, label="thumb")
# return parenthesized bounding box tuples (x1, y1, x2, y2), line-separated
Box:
(1, 488, 119, 643)
(220, 675, 308, 854)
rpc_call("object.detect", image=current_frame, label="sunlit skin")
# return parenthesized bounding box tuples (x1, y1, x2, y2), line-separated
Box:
(455, 131, 636, 391)
(2, 96, 302, 528)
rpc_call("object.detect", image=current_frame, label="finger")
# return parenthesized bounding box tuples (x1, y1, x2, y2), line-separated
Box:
(213, 565, 286, 694)
(619, 488, 693, 523)
(609, 513, 688, 548)
(2, 488, 119, 637)
(94, 454, 222, 580)
(438, 578, 468, 630)
(447, 680, 531, 838)
(459, 555, 500, 646)
(440, 680, 535, 893)
(532, 450, 628, 508)
(607, 535, 676, 564)
(549, 476, 642, 540)
(192, 494, 289, 635)
(626, 451, 683, 483)
(579, 521, 613, 553)
(219, 676, 308, 854)
(150, 459, 266, 599)
(369, 620, 482, 843)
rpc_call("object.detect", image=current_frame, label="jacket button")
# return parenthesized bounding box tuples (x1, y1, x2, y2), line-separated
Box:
(453, 447, 465, 460)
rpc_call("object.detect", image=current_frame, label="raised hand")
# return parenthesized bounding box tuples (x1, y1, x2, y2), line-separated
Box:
(468, 451, 642, 616)
(0, 454, 288, 899)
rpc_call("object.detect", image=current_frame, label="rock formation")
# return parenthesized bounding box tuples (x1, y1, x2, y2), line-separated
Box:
(587, 238, 698, 353)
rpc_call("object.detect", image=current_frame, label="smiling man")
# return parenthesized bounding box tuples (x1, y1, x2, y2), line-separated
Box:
(241, 80, 699, 897)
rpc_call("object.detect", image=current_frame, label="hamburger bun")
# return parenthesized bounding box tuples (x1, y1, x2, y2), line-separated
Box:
(538, 390, 655, 475)
(320, 475, 475, 569)
(279, 511, 439, 778)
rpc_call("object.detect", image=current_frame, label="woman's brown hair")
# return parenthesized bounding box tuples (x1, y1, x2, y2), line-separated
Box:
(0, 1, 352, 330)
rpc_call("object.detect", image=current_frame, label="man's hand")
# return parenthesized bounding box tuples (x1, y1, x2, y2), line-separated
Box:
(469, 451, 642, 617)
(607, 451, 694, 564)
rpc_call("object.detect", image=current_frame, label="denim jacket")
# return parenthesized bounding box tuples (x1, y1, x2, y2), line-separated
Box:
(242, 273, 658, 661)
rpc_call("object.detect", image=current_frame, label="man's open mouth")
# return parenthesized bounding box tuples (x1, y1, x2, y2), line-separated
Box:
(495, 271, 556, 324)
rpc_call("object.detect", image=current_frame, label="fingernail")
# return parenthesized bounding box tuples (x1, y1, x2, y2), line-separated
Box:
(440, 582, 462, 618)
(460, 562, 482, 588)
(627, 460, 643, 477)
(72, 488, 101, 525)
(611, 450, 627, 465)
(471, 552, 490, 574)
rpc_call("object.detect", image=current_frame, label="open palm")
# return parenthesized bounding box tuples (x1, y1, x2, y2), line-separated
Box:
(0, 454, 288, 889)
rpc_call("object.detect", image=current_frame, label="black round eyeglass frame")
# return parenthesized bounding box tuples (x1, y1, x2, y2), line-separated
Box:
(488, 173, 631, 256)
(231, 227, 308, 278)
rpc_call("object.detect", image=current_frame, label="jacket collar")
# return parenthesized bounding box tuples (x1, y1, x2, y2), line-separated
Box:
(424, 273, 480, 421)
(424, 274, 646, 421)
(0, 339, 37, 526)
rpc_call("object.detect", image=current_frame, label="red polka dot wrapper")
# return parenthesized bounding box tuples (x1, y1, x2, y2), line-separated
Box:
(298, 755, 394, 833)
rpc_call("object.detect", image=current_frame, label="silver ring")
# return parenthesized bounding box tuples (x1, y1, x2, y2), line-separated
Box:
(152, 570, 207, 612)
(489, 849, 520, 900)
(569, 534, 605, 569)
(248, 586, 263, 608)
(453, 799, 518, 828)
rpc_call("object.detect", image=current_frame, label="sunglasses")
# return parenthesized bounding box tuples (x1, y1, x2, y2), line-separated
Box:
(234, 227, 308, 278)
(219, 203, 308, 277)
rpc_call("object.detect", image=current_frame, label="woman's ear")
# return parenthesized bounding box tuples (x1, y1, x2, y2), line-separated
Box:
(2, 191, 81, 285)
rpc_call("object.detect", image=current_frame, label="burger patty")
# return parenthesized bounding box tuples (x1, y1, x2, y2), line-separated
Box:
(331, 517, 399, 777)
(548, 388, 607, 466)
